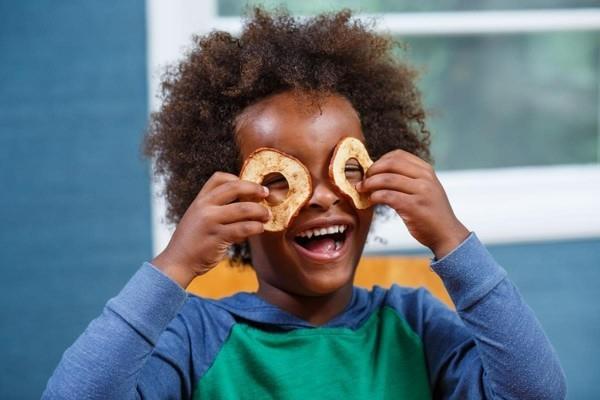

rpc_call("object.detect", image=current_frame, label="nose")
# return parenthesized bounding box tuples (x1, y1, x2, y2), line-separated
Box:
(307, 178, 341, 210)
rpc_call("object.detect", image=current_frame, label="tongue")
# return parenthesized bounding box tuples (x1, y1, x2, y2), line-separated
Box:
(304, 237, 336, 254)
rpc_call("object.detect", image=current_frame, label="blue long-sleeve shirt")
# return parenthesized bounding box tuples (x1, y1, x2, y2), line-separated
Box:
(42, 232, 566, 399)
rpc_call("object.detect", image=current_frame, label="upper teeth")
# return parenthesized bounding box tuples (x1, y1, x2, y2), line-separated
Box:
(297, 225, 348, 238)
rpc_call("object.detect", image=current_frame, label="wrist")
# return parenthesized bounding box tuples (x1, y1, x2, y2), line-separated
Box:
(151, 252, 198, 289)
(431, 223, 470, 260)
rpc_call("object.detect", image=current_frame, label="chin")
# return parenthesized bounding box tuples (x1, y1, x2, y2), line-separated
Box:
(289, 258, 357, 297)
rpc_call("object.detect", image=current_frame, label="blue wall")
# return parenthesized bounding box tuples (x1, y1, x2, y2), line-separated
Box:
(0, 2, 150, 398)
(0, 2, 598, 399)
(488, 239, 600, 400)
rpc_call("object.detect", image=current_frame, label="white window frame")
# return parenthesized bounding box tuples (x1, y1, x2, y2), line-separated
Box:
(147, 1, 600, 254)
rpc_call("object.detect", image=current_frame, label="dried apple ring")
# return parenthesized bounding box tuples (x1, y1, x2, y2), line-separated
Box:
(240, 148, 312, 231)
(329, 137, 374, 209)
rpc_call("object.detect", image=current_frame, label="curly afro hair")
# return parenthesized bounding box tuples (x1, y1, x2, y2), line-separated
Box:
(144, 7, 432, 265)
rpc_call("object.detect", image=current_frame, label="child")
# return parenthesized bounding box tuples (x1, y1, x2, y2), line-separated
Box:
(43, 8, 566, 399)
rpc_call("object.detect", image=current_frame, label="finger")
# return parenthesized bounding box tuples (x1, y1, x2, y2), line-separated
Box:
(369, 189, 414, 212)
(366, 157, 423, 179)
(207, 180, 269, 205)
(380, 148, 430, 169)
(218, 202, 271, 224)
(221, 221, 265, 243)
(238, 185, 271, 203)
(358, 173, 419, 195)
(196, 171, 240, 199)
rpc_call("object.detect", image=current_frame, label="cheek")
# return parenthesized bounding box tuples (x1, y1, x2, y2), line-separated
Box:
(248, 231, 288, 260)
(248, 231, 295, 283)
(352, 209, 374, 248)
(357, 208, 375, 233)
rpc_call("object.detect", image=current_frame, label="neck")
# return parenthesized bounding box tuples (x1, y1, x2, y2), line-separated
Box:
(256, 281, 353, 326)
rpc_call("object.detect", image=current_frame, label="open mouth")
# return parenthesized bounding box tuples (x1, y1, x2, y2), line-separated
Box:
(293, 224, 350, 260)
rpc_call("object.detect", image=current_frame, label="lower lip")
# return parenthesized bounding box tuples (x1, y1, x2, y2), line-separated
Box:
(291, 230, 352, 263)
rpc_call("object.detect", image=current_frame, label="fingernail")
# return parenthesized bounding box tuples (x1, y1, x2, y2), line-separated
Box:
(263, 186, 269, 195)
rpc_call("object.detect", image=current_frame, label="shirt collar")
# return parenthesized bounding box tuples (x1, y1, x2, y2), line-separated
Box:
(207, 285, 387, 330)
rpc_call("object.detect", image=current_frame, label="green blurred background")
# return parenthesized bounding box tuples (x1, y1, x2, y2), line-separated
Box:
(221, 0, 600, 170)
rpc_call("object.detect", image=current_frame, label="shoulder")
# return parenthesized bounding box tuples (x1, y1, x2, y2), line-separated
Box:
(174, 293, 238, 334)
(373, 284, 464, 338)
(374, 283, 448, 313)
(159, 294, 240, 376)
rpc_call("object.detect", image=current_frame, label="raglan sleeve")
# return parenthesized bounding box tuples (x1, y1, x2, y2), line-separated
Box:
(420, 232, 566, 400)
(41, 262, 194, 399)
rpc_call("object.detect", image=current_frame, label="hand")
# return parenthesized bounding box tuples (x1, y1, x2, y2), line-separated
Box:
(356, 149, 469, 260)
(151, 172, 270, 288)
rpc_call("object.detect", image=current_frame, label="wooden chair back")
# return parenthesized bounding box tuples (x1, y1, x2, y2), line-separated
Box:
(187, 256, 454, 308)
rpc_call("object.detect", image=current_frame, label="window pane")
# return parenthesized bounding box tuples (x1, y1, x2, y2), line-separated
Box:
(218, 0, 599, 16)
(396, 32, 599, 170)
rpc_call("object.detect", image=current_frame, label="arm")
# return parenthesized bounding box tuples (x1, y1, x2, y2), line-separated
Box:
(42, 263, 189, 399)
(359, 149, 566, 399)
(43, 172, 270, 399)
(425, 232, 566, 399)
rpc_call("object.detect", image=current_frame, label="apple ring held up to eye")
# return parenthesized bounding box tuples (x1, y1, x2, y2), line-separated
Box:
(329, 137, 374, 209)
(240, 148, 312, 231)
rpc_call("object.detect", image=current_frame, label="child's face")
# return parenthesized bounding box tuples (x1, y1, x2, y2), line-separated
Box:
(236, 90, 374, 297)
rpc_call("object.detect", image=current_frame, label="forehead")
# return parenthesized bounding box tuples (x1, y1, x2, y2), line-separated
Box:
(235, 91, 365, 161)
